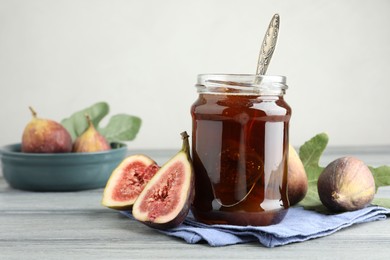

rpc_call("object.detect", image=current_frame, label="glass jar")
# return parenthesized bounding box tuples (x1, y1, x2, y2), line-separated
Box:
(190, 74, 291, 226)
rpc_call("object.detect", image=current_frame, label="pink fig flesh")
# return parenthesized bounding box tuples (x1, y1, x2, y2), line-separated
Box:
(102, 154, 160, 210)
(132, 132, 194, 229)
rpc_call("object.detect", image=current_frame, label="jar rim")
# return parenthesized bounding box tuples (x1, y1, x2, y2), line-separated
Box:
(198, 73, 286, 83)
(196, 74, 287, 95)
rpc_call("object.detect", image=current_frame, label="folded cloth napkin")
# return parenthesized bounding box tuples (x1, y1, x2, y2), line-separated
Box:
(121, 206, 390, 248)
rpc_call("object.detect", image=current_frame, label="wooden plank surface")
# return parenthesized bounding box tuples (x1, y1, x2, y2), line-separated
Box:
(1, 148, 390, 259)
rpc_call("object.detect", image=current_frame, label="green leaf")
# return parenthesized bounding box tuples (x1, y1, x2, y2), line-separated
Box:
(299, 132, 329, 179)
(297, 133, 329, 209)
(369, 165, 390, 208)
(369, 165, 390, 191)
(372, 197, 390, 208)
(61, 102, 109, 141)
(60, 102, 142, 143)
(296, 132, 390, 211)
(99, 114, 142, 142)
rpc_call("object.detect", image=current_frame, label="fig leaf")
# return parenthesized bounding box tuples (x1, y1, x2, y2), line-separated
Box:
(297, 132, 390, 211)
(61, 102, 109, 140)
(61, 102, 141, 142)
(99, 114, 141, 142)
(369, 165, 390, 191)
(372, 197, 390, 208)
(369, 165, 390, 208)
(297, 133, 328, 210)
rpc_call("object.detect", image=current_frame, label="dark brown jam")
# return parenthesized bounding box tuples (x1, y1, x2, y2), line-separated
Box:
(190, 74, 291, 226)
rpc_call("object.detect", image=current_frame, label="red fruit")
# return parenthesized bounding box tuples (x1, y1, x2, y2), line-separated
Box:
(102, 154, 160, 210)
(132, 132, 194, 229)
(317, 156, 375, 212)
(73, 114, 111, 153)
(22, 107, 72, 153)
(287, 145, 308, 206)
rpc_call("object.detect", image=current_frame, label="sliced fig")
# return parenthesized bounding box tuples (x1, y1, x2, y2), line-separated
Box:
(132, 132, 194, 229)
(102, 154, 160, 210)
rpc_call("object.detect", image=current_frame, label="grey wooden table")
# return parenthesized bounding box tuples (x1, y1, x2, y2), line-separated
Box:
(1, 147, 390, 259)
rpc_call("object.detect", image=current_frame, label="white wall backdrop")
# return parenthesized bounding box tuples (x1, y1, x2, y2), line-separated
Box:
(1, 0, 389, 149)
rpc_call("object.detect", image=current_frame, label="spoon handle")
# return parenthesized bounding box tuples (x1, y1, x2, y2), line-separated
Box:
(256, 14, 280, 75)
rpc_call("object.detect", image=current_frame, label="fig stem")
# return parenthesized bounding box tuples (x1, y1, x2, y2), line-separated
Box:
(85, 113, 94, 128)
(29, 106, 37, 118)
(180, 131, 190, 156)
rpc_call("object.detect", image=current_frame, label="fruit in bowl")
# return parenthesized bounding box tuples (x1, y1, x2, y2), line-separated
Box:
(21, 107, 73, 153)
(0, 102, 142, 191)
(0, 142, 127, 191)
(72, 114, 111, 153)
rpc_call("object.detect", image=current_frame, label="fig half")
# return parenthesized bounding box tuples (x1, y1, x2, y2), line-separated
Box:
(132, 132, 194, 229)
(102, 154, 160, 210)
(317, 156, 375, 212)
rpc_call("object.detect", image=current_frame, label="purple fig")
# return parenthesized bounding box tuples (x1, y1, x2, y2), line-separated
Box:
(288, 144, 308, 205)
(22, 107, 72, 153)
(317, 156, 375, 212)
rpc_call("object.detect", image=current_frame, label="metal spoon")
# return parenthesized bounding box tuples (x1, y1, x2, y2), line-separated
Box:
(256, 14, 280, 75)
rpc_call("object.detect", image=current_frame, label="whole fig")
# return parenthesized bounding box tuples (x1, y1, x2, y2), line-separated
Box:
(317, 156, 375, 212)
(22, 107, 73, 153)
(287, 145, 308, 206)
(73, 114, 110, 153)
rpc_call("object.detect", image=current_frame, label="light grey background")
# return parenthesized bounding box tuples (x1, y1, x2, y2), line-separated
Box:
(1, 0, 389, 149)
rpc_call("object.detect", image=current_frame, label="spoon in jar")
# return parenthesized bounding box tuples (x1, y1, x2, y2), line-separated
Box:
(256, 14, 280, 75)
(211, 15, 281, 208)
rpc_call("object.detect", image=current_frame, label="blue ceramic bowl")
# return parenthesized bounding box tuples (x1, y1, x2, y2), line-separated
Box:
(0, 143, 127, 191)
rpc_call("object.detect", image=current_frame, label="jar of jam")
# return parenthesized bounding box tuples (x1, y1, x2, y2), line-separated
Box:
(190, 74, 291, 226)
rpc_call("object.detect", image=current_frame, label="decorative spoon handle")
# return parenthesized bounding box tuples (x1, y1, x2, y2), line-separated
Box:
(256, 14, 280, 75)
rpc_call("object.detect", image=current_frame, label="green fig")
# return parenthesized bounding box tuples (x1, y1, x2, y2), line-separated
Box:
(22, 107, 73, 153)
(73, 114, 110, 153)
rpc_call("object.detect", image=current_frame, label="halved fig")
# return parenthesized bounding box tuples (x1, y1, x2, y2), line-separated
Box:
(102, 154, 160, 210)
(132, 132, 194, 229)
